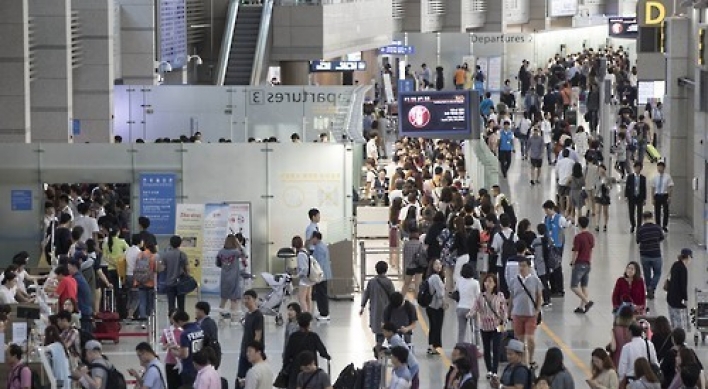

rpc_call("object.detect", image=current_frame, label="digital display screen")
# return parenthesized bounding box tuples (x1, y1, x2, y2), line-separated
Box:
(637, 80, 665, 105)
(309, 61, 367, 72)
(398, 91, 477, 139)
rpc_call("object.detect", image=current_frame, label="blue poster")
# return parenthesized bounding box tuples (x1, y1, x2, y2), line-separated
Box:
(139, 173, 177, 235)
(11, 190, 32, 211)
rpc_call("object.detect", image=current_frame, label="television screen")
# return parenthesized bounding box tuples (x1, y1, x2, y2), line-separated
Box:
(398, 90, 476, 139)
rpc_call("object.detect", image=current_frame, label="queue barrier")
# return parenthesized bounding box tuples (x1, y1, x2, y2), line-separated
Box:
(358, 241, 403, 293)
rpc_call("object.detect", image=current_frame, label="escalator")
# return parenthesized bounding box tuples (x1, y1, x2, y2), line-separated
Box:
(216, 0, 273, 86)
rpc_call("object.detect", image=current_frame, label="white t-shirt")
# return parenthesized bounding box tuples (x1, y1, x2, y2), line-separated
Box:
(541, 120, 552, 144)
(125, 245, 141, 276)
(456, 277, 481, 310)
(366, 139, 378, 160)
(244, 361, 274, 389)
(73, 215, 99, 242)
(0, 285, 16, 304)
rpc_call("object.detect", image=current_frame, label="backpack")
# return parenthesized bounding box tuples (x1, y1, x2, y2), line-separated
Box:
(12, 364, 46, 389)
(133, 252, 154, 287)
(305, 251, 324, 283)
(499, 231, 516, 263)
(90, 360, 127, 389)
(417, 278, 434, 307)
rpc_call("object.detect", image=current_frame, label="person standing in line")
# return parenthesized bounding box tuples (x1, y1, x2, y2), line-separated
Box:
(636, 211, 664, 300)
(543, 200, 569, 297)
(192, 350, 221, 389)
(455, 263, 481, 344)
(195, 302, 221, 369)
(388, 346, 413, 389)
(624, 162, 647, 234)
(160, 311, 183, 389)
(293, 236, 315, 313)
(360, 261, 396, 348)
(498, 121, 515, 179)
(128, 342, 166, 389)
(174, 311, 204, 387)
(125, 234, 142, 320)
(527, 127, 545, 186)
(160, 236, 189, 314)
(382, 323, 420, 389)
(618, 323, 658, 385)
(242, 341, 273, 389)
(310, 231, 332, 321)
(43, 325, 71, 389)
(570, 216, 595, 314)
(666, 249, 692, 330)
(509, 256, 543, 368)
(424, 259, 448, 356)
(238, 289, 264, 381)
(67, 259, 94, 333)
(651, 161, 674, 233)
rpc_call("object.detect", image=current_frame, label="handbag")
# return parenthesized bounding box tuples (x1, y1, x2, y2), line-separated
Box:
(273, 369, 289, 388)
(175, 274, 198, 295)
(517, 275, 542, 325)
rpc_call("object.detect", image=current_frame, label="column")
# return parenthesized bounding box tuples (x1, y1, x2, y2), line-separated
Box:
(662, 17, 690, 218)
(280, 61, 310, 85)
(117, 0, 156, 85)
(29, 0, 73, 143)
(72, 0, 115, 143)
(0, 0, 31, 143)
(478, 0, 502, 32)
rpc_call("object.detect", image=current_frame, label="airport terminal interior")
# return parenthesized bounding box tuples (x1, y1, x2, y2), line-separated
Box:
(3, 0, 708, 388)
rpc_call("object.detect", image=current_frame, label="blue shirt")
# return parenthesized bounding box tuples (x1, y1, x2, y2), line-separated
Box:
(141, 359, 165, 389)
(312, 242, 332, 281)
(388, 334, 419, 377)
(480, 98, 494, 116)
(499, 130, 514, 151)
(180, 322, 204, 379)
(544, 213, 565, 248)
(72, 271, 93, 316)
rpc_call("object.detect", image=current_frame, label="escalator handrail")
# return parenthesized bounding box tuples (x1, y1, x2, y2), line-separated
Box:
(250, 0, 274, 85)
(215, 0, 240, 85)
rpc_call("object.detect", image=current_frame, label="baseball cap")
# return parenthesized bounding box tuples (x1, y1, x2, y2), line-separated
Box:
(506, 339, 525, 353)
(681, 248, 693, 258)
(84, 340, 102, 351)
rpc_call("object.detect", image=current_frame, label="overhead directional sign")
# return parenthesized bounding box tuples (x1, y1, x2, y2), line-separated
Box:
(379, 45, 415, 55)
(309, 61, 367, 72)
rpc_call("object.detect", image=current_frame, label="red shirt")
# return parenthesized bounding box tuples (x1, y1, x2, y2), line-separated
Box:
(611, 277, 646, 309)
(572, 231, 595, 263)
(55, 275, 77, 307)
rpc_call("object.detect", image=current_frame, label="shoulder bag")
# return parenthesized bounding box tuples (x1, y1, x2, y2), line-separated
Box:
(644, 339, 663, 383)
(483, 293, 505, 332)
(517, 275, 542, 325)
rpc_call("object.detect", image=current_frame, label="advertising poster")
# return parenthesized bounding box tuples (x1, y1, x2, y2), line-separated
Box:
(398, 91, 472, 139)
(608, 17, 638, 39)
(174, 204, 204, 289)
(227, 203, 253, 275)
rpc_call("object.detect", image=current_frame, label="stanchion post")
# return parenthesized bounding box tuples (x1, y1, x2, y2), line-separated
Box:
(359, 241, 366, 294)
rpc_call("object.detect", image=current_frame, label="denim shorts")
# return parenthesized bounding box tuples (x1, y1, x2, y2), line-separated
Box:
(570, 262, 591, 288)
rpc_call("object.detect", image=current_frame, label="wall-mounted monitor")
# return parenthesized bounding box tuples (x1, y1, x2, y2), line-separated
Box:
(398, 90, 479, 139)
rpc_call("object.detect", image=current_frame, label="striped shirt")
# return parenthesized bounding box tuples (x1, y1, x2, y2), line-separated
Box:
(471, 291, 507, 332)
(636, 223, 664, 258)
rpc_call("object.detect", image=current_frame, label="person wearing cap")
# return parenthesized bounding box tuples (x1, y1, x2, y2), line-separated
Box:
(498, 120, 515, 179)
(241, 341, 272, 389)
(651, 161, 674, 233)
(73, 340, 112, 389)
(128, 342, 165, 389)
(68, 258, 94, 333)
(490, 339, 532, 389)
(666, 249, 692, 330)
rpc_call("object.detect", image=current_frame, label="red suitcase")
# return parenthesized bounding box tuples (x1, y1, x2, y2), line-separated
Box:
(94, 289, 121, 343)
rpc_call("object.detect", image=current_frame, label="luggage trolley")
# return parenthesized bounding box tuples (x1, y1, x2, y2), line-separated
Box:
(693, 288, 708, 346)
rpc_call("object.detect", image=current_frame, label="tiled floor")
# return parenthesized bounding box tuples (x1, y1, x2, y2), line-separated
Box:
(102, 152, 708, 388)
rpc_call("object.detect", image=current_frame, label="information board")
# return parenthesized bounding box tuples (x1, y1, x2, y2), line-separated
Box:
(158, 0, 187, 69)
(548, 0, 578, 17)
(398, 91, 473, 139)
(11, 190, 32, 211)
(140, 173, 177, 235)
(637, 80, 665, 105)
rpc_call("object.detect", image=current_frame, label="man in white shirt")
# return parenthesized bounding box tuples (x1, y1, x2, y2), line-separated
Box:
(366, 132, 380, 163)
(618, 323, 658, 381)
(516, 113, 532, 160)
(491, 185, 507, 214)
(651, 161, 674, 232)
(555, 149, 575, 211)
(541, 113, 553, 164)
(125, 234, 142, 319)
(243, 341, 273, 389)
(58, 194, 74, 221)
(73, 203, 100, 243)
(398, 193, 420, 223)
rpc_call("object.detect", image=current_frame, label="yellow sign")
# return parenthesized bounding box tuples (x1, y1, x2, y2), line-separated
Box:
(644, 0, 666, 25)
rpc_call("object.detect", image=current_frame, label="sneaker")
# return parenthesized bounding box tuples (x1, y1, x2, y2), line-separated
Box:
(584, 301, 595, 313)
(316, 315, 331, 321)
(574, 307, 586, 314)
(595, 226, 600, 232)
(542, 301, 552, 308)
(492, 373, 499, 380)
(662, 227, 669, 233)
(530, 180, 535, 186)
(220, 312, 232, 319)
(486, 372, 492, 380)
(630, 227, 635, 233)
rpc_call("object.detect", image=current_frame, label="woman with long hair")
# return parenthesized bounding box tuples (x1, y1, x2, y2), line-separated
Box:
(134, 241, 158, 320)
(628, 358, 661, 389)
(283, 302, 302, 360)
(608, 305, 635, 369)
(651, 316, 673, 364)
(389, 197, 403, 269)
(455, 263, 480, 344)
(538, 347, 575, 389)
(565, 162, 586, 222)
(425, 259, 447, 355)
(293, 236, 314, 313)
(62, 298, 81, 329)
(470, 273, 507, 378)
(587, 348, 618, 389)
(611, 261, 647, 314)
(44, 325, 71, 388)
(101, 225, 129, 291)
(216, 234, 247, 320)
(402, 203, 420, 239)
(593, 164, 611, 232)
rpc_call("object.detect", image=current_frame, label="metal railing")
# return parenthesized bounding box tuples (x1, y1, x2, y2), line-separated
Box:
(250, 0, 273, 85)
(358, 241, 404, 294)
(215, 0, 240, 85)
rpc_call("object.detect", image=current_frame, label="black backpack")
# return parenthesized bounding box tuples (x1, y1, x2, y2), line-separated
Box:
(417, 278, 434, 307)
(90, 360, 127, 389)
(499, 231, 516, 263)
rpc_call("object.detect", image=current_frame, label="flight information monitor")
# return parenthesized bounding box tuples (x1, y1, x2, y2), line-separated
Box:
(398, 90, 477, 139)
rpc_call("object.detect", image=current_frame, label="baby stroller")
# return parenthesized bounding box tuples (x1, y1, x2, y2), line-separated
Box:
(258, 272, 293, 326)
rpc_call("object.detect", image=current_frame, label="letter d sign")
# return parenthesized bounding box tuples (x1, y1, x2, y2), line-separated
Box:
(644, 0, 666, 25)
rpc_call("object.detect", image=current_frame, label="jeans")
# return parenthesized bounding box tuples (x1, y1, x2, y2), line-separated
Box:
(125, 275, 138, 317)
(481, 330, 502, 374)
(80, 318, 93, 333)
(519, 138, 528, 158)
(166, 285, 185, 314)
(138, 287, 155, 319)
(456, 308, 478, 344)
(668, 307, 689, 330)
(640, 256, 662, 292)
(313, 280, 330, 316)
(637, 140, 647, 163)
(426, 307, 444, 348)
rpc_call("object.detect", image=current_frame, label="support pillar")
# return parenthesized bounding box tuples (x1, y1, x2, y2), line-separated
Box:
(280, 61, 310, 86)
(117, 0, 156, 85)
(72, 0, 115, 143)
(29, 0, 73, 143)
(0, 0, 31, 143)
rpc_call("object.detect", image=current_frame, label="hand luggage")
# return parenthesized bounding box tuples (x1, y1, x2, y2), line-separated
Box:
(360, 360, 383, 389)
(455, 342, 480, 383)
(333, 363, 360, 389)
(95, 288, 121, 343)
(646, 144, 661, 163)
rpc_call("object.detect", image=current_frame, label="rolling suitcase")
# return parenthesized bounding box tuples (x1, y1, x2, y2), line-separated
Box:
(646, 144, 661, 163)
(94, 288, 121, 343)
(360, 360, 383, 389)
